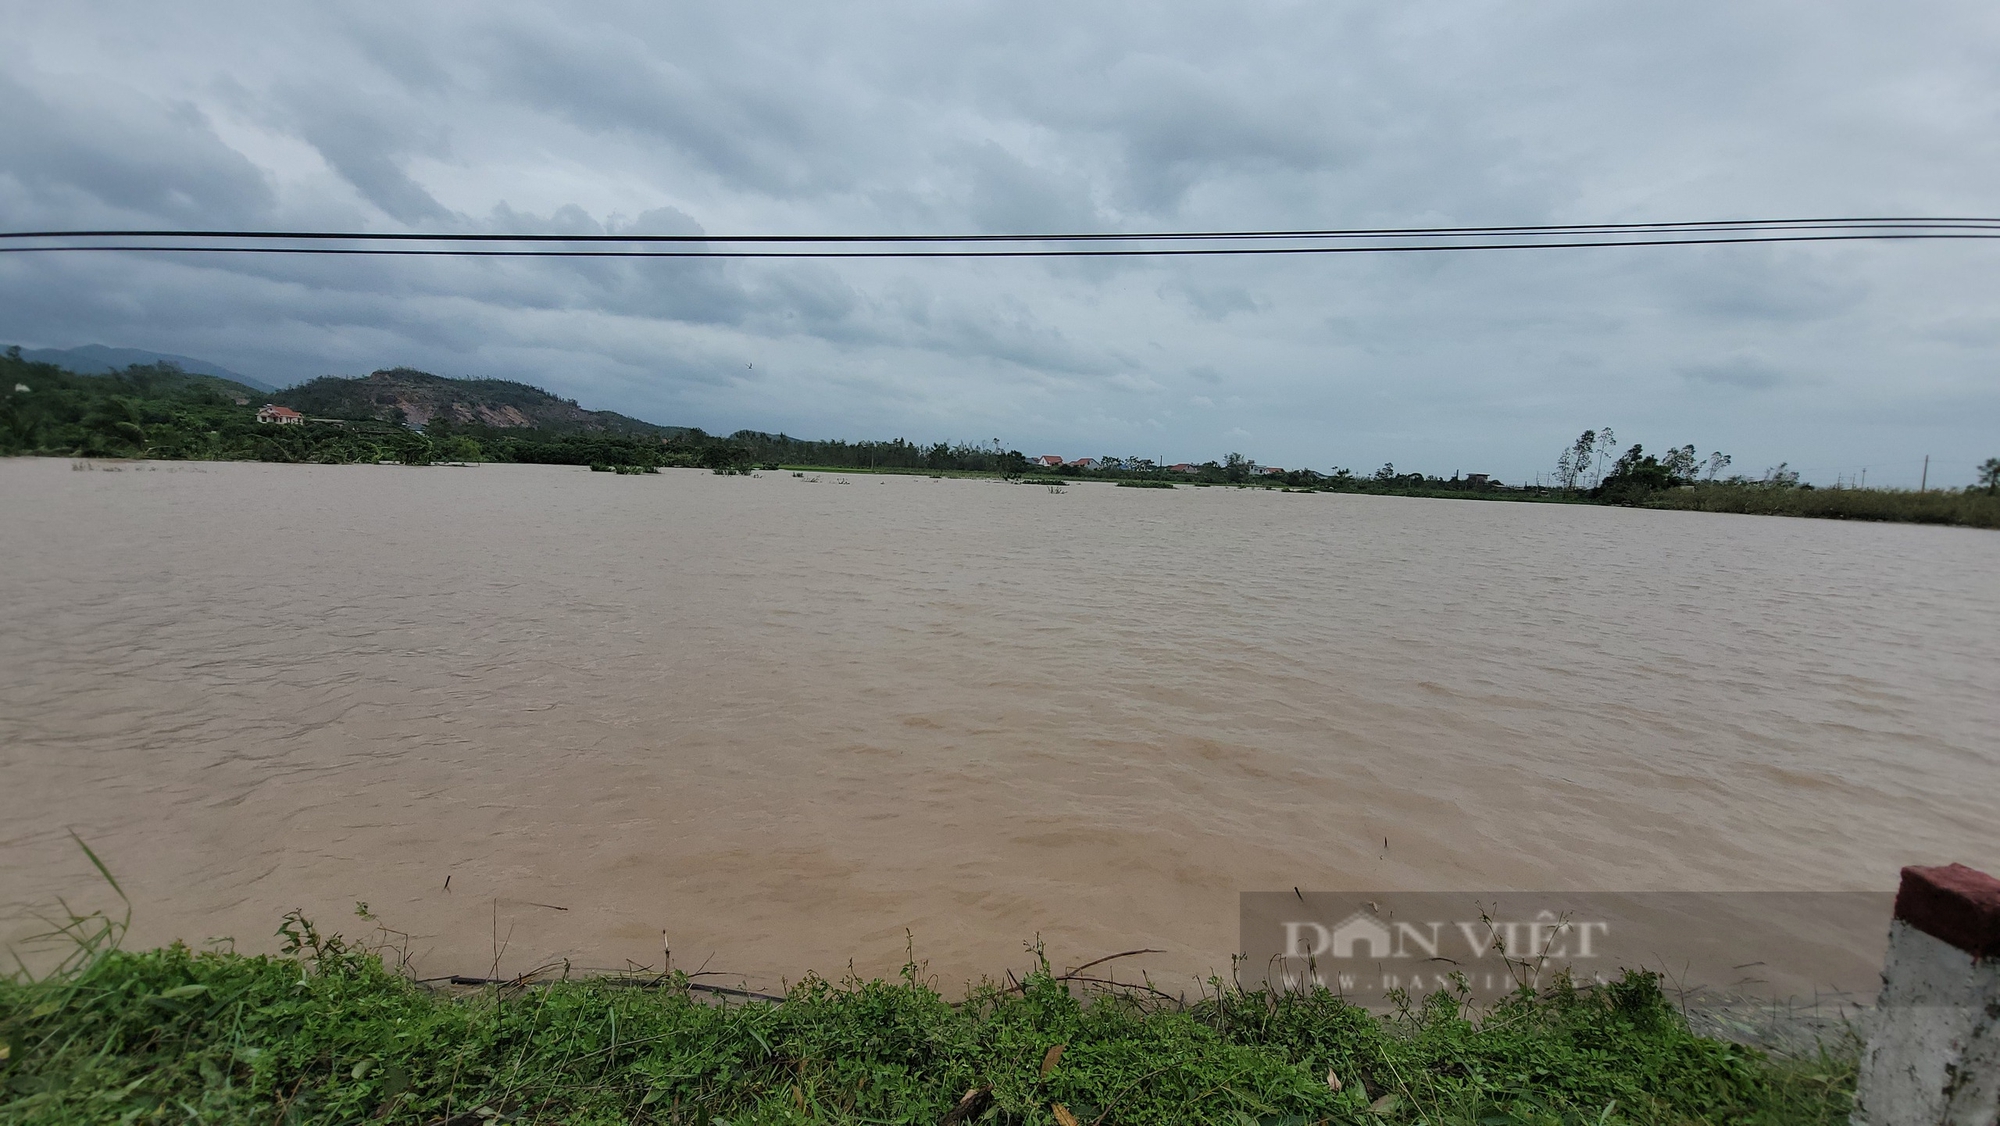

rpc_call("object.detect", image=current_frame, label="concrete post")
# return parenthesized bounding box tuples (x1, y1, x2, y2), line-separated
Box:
(1852, 863, 2000, 1126)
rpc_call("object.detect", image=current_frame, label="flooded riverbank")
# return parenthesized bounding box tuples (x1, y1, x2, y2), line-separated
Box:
(2, 458, 1994, 990)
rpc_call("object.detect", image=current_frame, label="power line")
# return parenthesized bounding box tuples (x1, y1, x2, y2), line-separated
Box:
(2, 218, 1997, 258)
(5, 215, 2000, 244)
(0, 234, 1995, 258)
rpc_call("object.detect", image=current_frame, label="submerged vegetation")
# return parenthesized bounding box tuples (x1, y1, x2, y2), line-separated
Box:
(0, 903, 1857, 1126)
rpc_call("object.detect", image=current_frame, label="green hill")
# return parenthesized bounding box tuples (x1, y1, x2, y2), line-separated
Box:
(274, 368, 679, 435)
(1, 351, 690, 464)
(2, 350, 289, 459)
(13, 344, 277, 392)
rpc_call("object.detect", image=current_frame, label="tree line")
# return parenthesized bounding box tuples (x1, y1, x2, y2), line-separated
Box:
(6, 352, 1994, 524)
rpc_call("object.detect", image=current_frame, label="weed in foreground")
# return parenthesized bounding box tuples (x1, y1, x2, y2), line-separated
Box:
(0, 907, 1858, 1126)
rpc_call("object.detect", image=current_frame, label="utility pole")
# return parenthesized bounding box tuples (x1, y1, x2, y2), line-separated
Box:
(1921, 455, 1929, 493)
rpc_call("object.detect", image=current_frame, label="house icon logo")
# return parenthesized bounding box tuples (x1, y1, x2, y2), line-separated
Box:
(1329, 911, 1395, 958)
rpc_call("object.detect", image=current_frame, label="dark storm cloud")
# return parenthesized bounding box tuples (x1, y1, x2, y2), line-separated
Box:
(950, 141, 1101, 236)
(471, 14, 848, 198)
(262, 83, 459, 225)
(0, 74, 274, 223)
(3, 1, 1999, 486)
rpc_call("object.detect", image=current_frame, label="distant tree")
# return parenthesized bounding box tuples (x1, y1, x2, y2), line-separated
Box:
(697, 442, 751, 470)
(395, 433, 434, 466)
(1660, 444, 1698, 482)
(1223, 452, 1250, 483)
(437, 435, 482, 463)
(1601, 445, 1662, 494)
(1762, 462, 1801, 487)
(1556, 430, 1594, 490)
(1978, 457, 2000, 495)
(1589, 427, 1616, 487)
(1374, 462, 1396, 482)
(1703, 451, 1732, 481)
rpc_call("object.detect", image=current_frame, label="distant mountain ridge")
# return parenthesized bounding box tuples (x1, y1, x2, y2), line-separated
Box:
(14, 344, 277, 392)
(272, 368, 681, 435)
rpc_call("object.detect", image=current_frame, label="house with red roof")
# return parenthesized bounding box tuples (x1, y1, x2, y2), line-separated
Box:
(256, 404, 304, 425)
(1037, 455, 1064, 467)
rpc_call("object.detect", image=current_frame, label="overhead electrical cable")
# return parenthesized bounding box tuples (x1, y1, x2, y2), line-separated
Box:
(2, 217, 1997, 258)
(7, 216, 2000, 242)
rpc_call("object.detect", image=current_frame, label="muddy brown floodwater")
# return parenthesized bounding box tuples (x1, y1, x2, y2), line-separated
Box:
(2, 458, 1995, 991)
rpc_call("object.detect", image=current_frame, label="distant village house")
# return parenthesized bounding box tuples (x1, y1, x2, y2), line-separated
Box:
(256, 404, 304, 425)
(1068, 458, 1098, 469)
(1037, 454, 1065, 466)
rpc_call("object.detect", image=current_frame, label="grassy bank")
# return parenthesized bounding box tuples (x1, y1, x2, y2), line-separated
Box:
(1, 924, 1855, 1125)
(1637, 483, 2000, 529)
(776, 463, 2000, 530)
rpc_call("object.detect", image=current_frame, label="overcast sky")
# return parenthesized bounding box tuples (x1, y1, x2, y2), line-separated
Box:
(4, 2, 1997, 484)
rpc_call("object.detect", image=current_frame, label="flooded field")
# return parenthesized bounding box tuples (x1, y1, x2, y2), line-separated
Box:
(2, 458, 1994, 991)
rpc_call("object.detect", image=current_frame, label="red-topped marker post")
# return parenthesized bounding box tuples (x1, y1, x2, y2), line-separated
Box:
(1852, 863, 2000, 1125)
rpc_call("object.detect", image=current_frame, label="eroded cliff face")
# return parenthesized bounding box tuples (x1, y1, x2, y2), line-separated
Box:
(380, 394, 537, 430)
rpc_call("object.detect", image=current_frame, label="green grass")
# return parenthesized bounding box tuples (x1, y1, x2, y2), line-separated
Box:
(1638, 484, 2000, 529)
(0, 911, 1856, 1126)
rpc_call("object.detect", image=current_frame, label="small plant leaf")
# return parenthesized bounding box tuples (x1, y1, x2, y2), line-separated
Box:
(1040, 1043, 1065, 1076)
(68, 829, 128, 904)
(1051, 1103, 1081, 1126)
